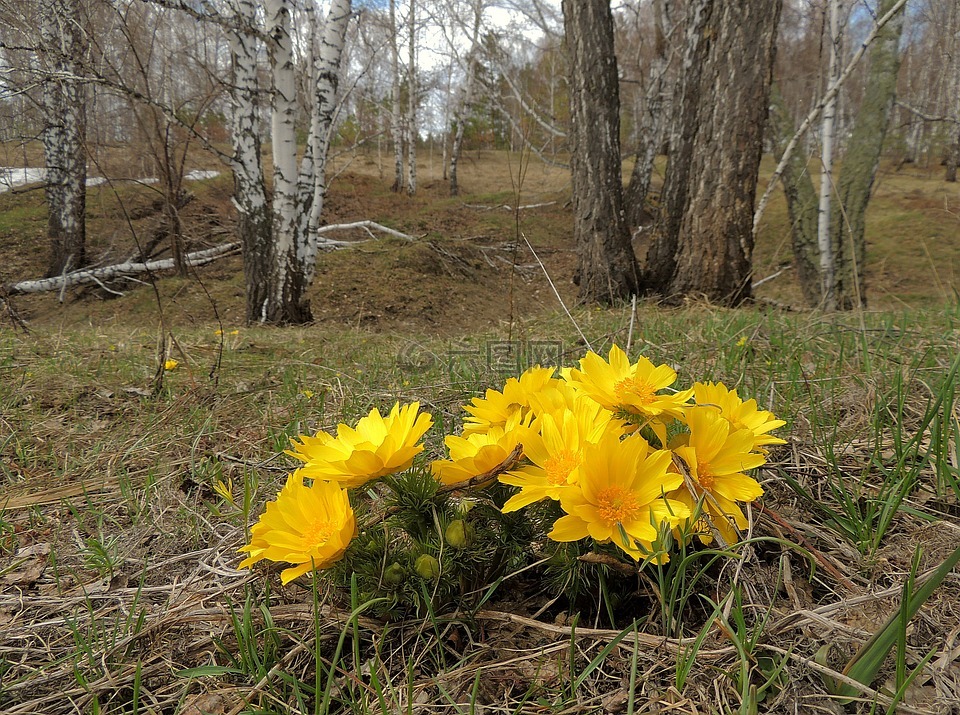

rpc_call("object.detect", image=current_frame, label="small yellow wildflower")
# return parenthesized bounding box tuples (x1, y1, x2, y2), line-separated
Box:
(214, 478, 235, 506)
(463, 366, 558, 435)
(301, 389, 315, 399)
(164, 359, 179, 371)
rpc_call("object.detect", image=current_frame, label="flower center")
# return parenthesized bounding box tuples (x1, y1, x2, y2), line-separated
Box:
(696, 459, 716, 490)
(595, 486, 641, 526)
(614, 377, 655, 405)
(544, 450, 580, 486)
(302, 519, 336, 548)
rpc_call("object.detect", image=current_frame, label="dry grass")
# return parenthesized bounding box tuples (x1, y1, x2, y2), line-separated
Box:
(1, 150, 959, 714)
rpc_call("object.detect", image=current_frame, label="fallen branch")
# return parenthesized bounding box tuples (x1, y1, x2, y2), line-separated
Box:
(316, 220, 414, 247)
(6, 242, 240, 295)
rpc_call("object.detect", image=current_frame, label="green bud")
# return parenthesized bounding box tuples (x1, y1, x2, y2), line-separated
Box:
(383, 562, 406, 586)
(414, 554, 441, 580)
(444, 519, 473, 548)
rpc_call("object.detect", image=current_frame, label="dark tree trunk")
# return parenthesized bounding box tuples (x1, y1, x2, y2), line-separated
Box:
(41, 0, 87, 279)
(562, 0, 640, 305)
(643, 0, 781, 305)
(642, 0, 712, 292)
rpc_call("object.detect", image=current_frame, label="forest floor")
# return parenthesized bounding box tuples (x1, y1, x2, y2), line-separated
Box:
(1, 149, 960, 714)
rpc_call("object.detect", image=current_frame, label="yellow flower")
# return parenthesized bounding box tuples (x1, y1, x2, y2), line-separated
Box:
(548, 432, 689, 559)
(164, 359, 179, 371)
(288, 402, 433, 488)
(214, 478, 235, 505)
(301, 389, 315, 399)
(736, 336, 748, 348)
(693, 382, 785, 451)
(563, 345, 693, 428)
(673, 406, 765, 544)
(499, 399, 622, 512)
(462, 366, 558, 435)
(239, 475, 356, 584)
(431, 421, 524, 486)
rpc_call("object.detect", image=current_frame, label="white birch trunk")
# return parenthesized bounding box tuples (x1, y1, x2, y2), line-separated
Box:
(40, 0, 87, 278)
(264, 0, 303, 316)
(304, 0, 352, 284)
(226, 0, 275, 323)
(390, 0, 404, 192)
(816, 0, 840, 309)
(449, 0, 484, 197)
(406, 0, 418, 195)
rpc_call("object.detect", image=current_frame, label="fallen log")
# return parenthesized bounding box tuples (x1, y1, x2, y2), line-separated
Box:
(5, 242, 240, 296)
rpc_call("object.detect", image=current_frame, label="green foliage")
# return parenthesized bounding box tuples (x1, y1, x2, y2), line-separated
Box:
(329, 467, 538, 620)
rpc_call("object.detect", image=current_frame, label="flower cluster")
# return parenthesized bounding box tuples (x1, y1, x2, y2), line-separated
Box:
(239, 345, 784, 585)
(438, 345, 784, 559)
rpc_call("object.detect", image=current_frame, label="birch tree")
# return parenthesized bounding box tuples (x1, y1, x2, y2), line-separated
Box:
(445, 0, 485, 196)
(39, 0, 88, 278)
(775, 0, 906, 310)
(816, 0, 842, 307)
(406, 0, 417, 195)
(389, 0, 404, 192)
(227, 0, 352, 324)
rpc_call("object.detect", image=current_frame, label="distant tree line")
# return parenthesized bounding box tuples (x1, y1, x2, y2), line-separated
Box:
(0, 0, 950, 321)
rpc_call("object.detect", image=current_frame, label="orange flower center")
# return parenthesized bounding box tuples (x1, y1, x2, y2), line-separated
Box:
(302, 519, 336, 548)
(545, 450, 580, 486)
(614, 376, 655, 405)
(696, 459, 716, 490)
(595, 486, 642, 526)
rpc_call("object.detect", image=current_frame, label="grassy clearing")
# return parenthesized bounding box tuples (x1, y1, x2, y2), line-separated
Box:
(2, 302, 959, 713)
(1, 149, 959, 712)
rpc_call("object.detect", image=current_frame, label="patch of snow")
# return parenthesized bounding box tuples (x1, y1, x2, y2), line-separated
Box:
(0, 167, 221, 193)
(184, 170, 220, 181)
(0, 167, 46, 192)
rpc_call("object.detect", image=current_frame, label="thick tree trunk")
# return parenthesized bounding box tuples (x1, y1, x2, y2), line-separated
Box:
(263, 0, 310, 323)
(562, 0, 640, 304)
(830, 0, 904, 310)
(642, 0, 711, 291)
(645, 0, 780, 305)
(40, 0, 87, 279)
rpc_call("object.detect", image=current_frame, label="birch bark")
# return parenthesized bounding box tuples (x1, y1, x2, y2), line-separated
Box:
(40, 0, 87, 278)
(448, 0, 484, 197)
(816, 0, 840, 309)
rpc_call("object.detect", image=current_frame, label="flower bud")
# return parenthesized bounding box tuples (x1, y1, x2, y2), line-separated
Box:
(414, 554, 441, 580)
(383, 562, 406, 586)
(444, 519, 473, 549)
